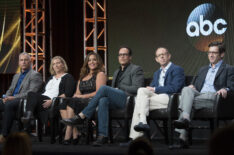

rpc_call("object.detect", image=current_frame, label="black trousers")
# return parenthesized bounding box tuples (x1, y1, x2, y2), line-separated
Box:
(26, 92, 50, 113)
(1, 98, 21, 137)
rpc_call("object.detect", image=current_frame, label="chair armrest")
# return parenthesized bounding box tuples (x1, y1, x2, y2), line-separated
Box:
(16, 99, 26, 120)
(167, 93, 179, 118)
(48, 97, 64, 118)
(217, 91, 234, 119)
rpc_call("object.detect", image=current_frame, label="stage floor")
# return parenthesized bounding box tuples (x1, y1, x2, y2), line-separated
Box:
(3, 137, 208, 155)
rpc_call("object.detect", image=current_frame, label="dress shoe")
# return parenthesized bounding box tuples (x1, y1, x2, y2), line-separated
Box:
(21, 111, 34, 124)
(72, 134, 82, 145)
(62, 139, 71, 145)
(60, 115, 85, 126)
(134, 122, 150, 132)
(119, 139, 133, 147)
(168, 138, 189, 149)
(0, 135, 6, 144)
(92, 135, 108, 147)
(173, 118, 190, 129)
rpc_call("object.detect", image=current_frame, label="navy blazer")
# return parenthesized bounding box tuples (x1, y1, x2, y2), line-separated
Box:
(193, 62, 234, 92)
(150, 63, 185, 95)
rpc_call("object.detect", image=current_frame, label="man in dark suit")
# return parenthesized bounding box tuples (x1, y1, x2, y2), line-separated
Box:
(0, 52, 43, 143)
(173, 41, 234, 148)
(129, 47, 185, 140)
(62, 47, 144, 146)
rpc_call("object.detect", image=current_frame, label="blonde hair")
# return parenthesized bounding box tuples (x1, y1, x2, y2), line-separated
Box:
(49, 56, 68, 75)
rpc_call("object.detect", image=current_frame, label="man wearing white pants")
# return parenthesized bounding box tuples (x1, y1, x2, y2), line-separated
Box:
(129, 47, 185, 140)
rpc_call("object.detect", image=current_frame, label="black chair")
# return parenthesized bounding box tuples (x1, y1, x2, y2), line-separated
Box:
(187, 91, 234, 144)
(108, 95, 134, 142)
(148, 76, 193, 145)
(50, 97, 94, 144)
(148, 94, 178, 145)
(49, 97, 63, 144)
(18, 99, 44, 142)
(174, 75, 234, 145)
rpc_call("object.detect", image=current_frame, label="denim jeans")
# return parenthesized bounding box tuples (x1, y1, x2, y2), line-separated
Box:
(82, 85, 127, 137)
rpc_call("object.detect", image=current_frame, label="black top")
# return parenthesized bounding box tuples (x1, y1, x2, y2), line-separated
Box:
(114, 64, 130, 88)
(79, 75, 96, 94)
(44, 73, 76, 97)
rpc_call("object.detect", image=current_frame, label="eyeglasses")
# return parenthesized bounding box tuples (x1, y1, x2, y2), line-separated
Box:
(156, 53, 168, 58)
(207, 51, 219, 55)
(118, 53, 129, 57)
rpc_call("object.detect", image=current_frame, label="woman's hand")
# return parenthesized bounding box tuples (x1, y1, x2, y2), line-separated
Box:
(42, 99, 52, 108)
(73, 94, 84, 98)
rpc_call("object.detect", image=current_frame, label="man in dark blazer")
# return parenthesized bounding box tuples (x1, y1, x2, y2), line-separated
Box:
(0, 52, 43, 143)
(62, 47, 144, 146)
(129, 47, 185, 140)
(174, 41, 234, 148)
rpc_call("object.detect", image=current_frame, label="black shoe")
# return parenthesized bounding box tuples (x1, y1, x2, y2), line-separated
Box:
(119, 140, 132, 147)
(134, 122, 150, 132)
(72, 138, 79, 145)
(72, 134, 81, 145)
(168, 139, 189, 149)
(21, 111, 34, 124)
(60, 115, 85, 126)
(62, 139, 71, 145)
(173, 118, 190, 129)
(92, 136, 108, 147)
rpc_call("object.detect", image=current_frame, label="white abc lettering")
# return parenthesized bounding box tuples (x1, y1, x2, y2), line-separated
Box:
(214, 18, 227, 34)
(186, 21, 199, 37)
(200, 15, 213, 36)
(186, 15, 227, 37)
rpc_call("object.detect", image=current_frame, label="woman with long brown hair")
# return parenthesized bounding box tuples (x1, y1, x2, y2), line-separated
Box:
(60, 52, 106, 145)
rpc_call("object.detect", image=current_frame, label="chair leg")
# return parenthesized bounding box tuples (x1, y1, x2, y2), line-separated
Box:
(50, 117, 56, 144)
(124, 118, 129, 141)
(109, 119, 113, 143)
(168, 119, 173, 145)
(188, 128, 192, 145)
(58, 121, 63, 144)
(36, 119, 43, 142)
(163, 121, 169, 144)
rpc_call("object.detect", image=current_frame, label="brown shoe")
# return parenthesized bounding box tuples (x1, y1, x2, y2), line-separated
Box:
(0, 135, 6, 144)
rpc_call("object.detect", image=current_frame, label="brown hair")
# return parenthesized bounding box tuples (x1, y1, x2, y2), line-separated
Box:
(79, 52, 105, 80)
(2, 132, 32, 155)
(49, 56, 68, 75)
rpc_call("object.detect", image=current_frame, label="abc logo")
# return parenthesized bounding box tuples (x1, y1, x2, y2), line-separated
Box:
(186, 15, 227, 37)
(186, 3, 226, 52)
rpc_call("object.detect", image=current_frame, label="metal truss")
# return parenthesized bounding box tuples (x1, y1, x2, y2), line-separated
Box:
(23, 0, 46, 80)
(83, 0, 107, 69)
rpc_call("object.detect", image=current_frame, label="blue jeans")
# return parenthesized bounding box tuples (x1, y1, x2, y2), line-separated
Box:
(82, 85, 127, 137)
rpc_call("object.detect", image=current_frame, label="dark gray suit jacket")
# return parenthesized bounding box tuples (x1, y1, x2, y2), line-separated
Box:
(193, 62, 234, 92)
(6, 68, 43, 99)
(112, 63, 144, 95)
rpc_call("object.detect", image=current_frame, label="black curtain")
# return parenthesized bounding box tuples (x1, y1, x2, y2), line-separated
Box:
(47, 0, 84, 80)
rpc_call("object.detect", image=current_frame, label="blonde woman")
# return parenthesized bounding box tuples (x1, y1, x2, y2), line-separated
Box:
(21, 56, 76, 125)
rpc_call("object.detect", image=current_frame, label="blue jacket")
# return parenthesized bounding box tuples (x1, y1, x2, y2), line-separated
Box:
(150, 63, 185, 95)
